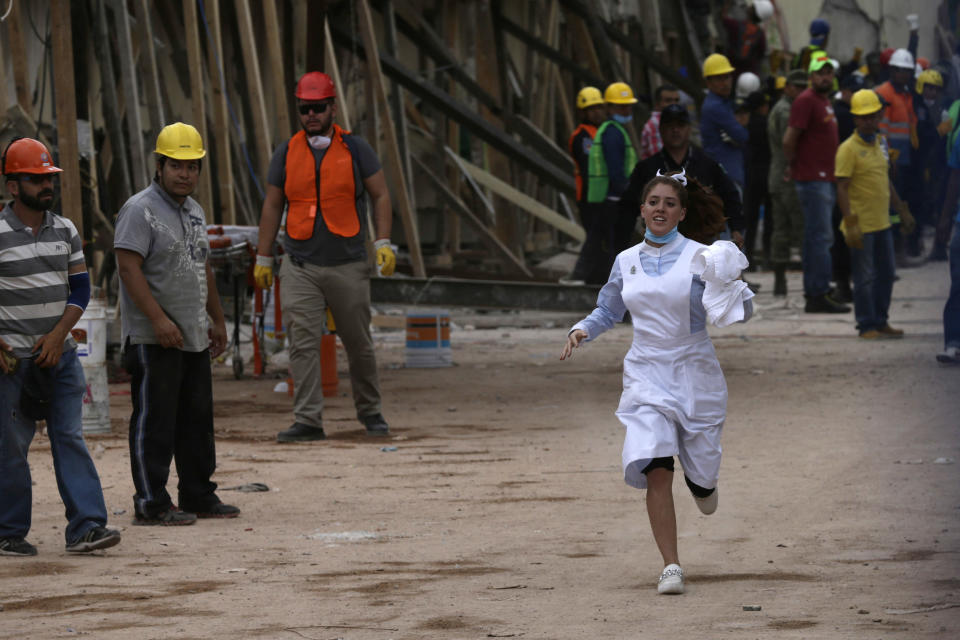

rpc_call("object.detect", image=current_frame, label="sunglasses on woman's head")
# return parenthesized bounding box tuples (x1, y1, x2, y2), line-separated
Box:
(298, 102, 331, 115)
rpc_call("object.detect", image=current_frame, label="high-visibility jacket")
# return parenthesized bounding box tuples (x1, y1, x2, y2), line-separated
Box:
(568, 123, 597, 202)
(284, 125, 362, 240)
(586, 120, 637, 203)
(875, 81, 918, 166)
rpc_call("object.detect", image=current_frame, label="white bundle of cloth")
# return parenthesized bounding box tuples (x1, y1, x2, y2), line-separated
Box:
(689, 240, 754, 327)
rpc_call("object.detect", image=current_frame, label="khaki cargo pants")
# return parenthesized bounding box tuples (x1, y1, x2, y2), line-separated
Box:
(279, 257, 381, 427)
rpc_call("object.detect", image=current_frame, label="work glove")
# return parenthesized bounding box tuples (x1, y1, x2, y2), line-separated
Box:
(374, 239, 396, 276)
(906, 13, 919, 30)
(844, 216, 864, 250)
(937, 118, 953, 137)
(896, 202, 916, 236)
(910, 125, 919, 150)
(254, 255, 274, 289)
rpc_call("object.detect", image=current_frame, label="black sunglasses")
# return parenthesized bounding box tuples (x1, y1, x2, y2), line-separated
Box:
(298, 102, 332, 115)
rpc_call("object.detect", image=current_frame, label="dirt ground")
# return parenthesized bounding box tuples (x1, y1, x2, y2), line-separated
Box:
(1, 259, 959, 640)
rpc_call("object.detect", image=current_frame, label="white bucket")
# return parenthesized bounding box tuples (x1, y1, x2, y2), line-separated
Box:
(72, 301, 110, 434)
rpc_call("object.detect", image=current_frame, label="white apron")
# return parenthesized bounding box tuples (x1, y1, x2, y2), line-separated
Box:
(616, 240, 728, 490)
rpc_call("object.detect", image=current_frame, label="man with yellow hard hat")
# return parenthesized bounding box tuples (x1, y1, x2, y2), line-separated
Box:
(576, 81, 639, 282)
(115, 122, 238, 525)
(563, 87, 606, 283)
(700, 53, 749, 194)
(835, 89, 908, 339)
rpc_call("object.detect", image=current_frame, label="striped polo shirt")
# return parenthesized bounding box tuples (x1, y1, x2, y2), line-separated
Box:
(0, 202, 84, 356)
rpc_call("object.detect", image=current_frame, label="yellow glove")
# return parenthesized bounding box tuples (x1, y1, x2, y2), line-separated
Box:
(896, 202, 916, 235)
(254, 255, 274, 289)
(374, 239, 396, 276)
(938, 118, 953, 137)
(843, 217, 864, 250)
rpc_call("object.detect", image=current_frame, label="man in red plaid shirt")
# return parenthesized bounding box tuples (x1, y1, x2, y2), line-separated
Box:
(640, 85, 680, 160)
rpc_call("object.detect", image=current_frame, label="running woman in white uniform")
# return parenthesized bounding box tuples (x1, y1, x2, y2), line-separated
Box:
(561, 171, 753, 595)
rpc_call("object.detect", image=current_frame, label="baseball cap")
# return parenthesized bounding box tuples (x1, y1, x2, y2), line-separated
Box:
(659, 103, 691, 126)
(808, 52, 839, 74)
(787, 69, 808, 86)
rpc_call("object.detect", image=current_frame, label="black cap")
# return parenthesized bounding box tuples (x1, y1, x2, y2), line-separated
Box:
(786, 69, 808, 86)
(659, 103, 691, 126)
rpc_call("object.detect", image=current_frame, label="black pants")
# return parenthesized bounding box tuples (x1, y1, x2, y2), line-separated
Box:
(572, 201, 622, 284)
(743, 173, 772, 267)
(123, 342, 218, 517)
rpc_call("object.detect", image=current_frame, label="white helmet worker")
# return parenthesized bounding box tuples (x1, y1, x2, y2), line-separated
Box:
(752, 0, 774, 21)
(735, 72, 761, 99)
(888, 48, 914, 70)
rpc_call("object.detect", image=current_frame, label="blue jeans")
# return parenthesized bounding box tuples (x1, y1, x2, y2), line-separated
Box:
(794, 181, 836, 297)
(945, 219, 960, 349)
(0, 348, 108, 543)
(850, 227, 895, 333)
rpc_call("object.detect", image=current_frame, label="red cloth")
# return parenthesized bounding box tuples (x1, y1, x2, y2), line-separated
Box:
(640, 112, 662, 160)
(788, 88, 839, 182)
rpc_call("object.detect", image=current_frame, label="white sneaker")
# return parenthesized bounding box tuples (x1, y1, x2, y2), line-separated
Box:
(936, 346, 960, 364)
(694, 487, 718, 515)
(657, 564, 684, 594)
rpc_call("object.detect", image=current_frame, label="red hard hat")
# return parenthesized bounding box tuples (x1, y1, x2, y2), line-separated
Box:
(2, 138, 63, 175)
(879, 47, 895, 67)
(295, 72, 336, 100)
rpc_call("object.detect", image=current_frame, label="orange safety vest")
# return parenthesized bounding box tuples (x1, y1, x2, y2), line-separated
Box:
(874, 82, 917, 144)
(568, 123, 597, 201)
(284, 125, 361, 240)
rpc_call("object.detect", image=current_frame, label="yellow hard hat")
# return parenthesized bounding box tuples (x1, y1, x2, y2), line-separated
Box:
(775, 76, 786, 90)
(604, 82, 637, 105)
(155, 122, 206, 160)
(576, 86, 604, 109)
(916, 69, 943, 94)
(849, 89, 882, 116)
(702, 53, 735, 78)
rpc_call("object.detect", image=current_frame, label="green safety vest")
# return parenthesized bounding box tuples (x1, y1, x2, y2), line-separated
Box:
(586, 120, 638, 203)
(948, 99, 960, 155)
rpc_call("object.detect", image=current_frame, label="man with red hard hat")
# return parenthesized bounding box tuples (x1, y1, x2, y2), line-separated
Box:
(0, 138, 121, 555)
(255, 71, 394, 442)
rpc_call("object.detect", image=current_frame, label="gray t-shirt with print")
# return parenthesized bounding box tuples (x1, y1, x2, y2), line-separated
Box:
(114, 180, 211, 352)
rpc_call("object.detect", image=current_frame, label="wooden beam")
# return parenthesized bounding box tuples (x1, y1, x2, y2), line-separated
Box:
(183, 0, 214, 222)
(412, 154, 532, 278)
(202, 0, 235, 225)
(235, 0, 272, 180)
(382, 0, 414, 208)
(324, 18, 351, 130)
(0, 22, 9, 112)
(92, 0, 132, 199)
(135, 0, 165, 135)
(497, 13, 604, 88)
(329, 23, 575, 194)
(454, 155, 585, 243)
(262, 0, 291, 144)
(356, 0, 425, 277)
(112, 0, 148, 188)
(6, 0, 31, 115)
(50, 0, 83, 235)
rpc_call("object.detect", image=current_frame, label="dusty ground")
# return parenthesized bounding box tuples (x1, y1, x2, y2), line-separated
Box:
(1, 259, 959, 640)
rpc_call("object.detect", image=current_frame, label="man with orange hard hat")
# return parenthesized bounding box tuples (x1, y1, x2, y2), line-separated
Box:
(255, 71, 395, 442)
(1, 138, 121, 555)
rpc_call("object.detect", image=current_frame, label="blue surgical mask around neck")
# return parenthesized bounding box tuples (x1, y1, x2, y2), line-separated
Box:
(645, 226, 679, 244)
(612, 113, 633, 124)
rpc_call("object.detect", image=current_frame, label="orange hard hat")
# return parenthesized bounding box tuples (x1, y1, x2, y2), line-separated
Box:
(2, 138, 63, 176)
(295, 71, 336, 100)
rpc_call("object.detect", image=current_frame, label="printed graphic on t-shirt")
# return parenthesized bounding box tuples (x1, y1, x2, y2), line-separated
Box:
(144, 206, 209, 328)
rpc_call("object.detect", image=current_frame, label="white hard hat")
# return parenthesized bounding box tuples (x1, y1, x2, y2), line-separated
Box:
(735, 72, 761, 99)
(752, 0, 774, 21)
(888, 48, 914, 70)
